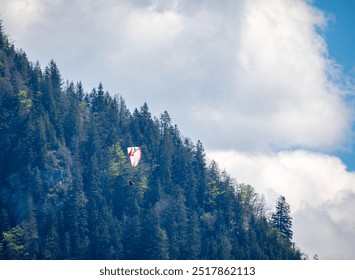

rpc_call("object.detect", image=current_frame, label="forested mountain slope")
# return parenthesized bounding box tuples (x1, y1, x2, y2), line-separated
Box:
(0, 21, 302, 260)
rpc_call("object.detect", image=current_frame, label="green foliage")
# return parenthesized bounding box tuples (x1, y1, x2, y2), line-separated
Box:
(18, 90, 32, 112)
(2, 226, 28, 259)
(0, 21, 303, 260)
(109, 142, 126, 176)
(206, 180, 225, 206)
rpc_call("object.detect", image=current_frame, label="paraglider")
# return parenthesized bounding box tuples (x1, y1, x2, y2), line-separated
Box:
(127, 147, 141, 167)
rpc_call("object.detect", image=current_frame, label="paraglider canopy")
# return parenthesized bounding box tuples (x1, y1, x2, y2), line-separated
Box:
(127, 147, 141, 167)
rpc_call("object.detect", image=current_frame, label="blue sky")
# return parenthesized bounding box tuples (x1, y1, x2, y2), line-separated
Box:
(1, 0, 355, 259)
(314, 0, 355, 74)
(313, 0, 355, 171)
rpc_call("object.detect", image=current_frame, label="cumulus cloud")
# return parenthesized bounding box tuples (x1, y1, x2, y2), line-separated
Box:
(208, 149, 355, 259)
(2, 0, 350, 151)
(189, 0, 351, 151)
(294, 197, 355, 260)
(0, 0, 46, 36)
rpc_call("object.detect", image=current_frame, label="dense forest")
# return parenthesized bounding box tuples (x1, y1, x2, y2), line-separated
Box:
(0, 20, 302, 260)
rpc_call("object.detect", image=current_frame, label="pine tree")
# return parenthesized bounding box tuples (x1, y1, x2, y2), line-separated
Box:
(271, 196, 293, 241)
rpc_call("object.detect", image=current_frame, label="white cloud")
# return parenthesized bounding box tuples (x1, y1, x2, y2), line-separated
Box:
(208, 149, 355, 259)
(189, 0, 351, 151)
(0, 0, 46, 36)
(124, 8, 183, 49)
(1, 0, 351, 152)
(294, 199, 355, 259)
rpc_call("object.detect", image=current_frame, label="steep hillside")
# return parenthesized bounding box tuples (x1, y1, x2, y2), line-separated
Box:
(0, 21, 302, 260)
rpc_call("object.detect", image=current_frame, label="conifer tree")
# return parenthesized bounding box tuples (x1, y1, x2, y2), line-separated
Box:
(271, 196, 293, 241)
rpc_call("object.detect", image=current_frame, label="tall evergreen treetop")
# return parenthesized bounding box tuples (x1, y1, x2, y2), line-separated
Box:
(271, 196, 293, 241)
